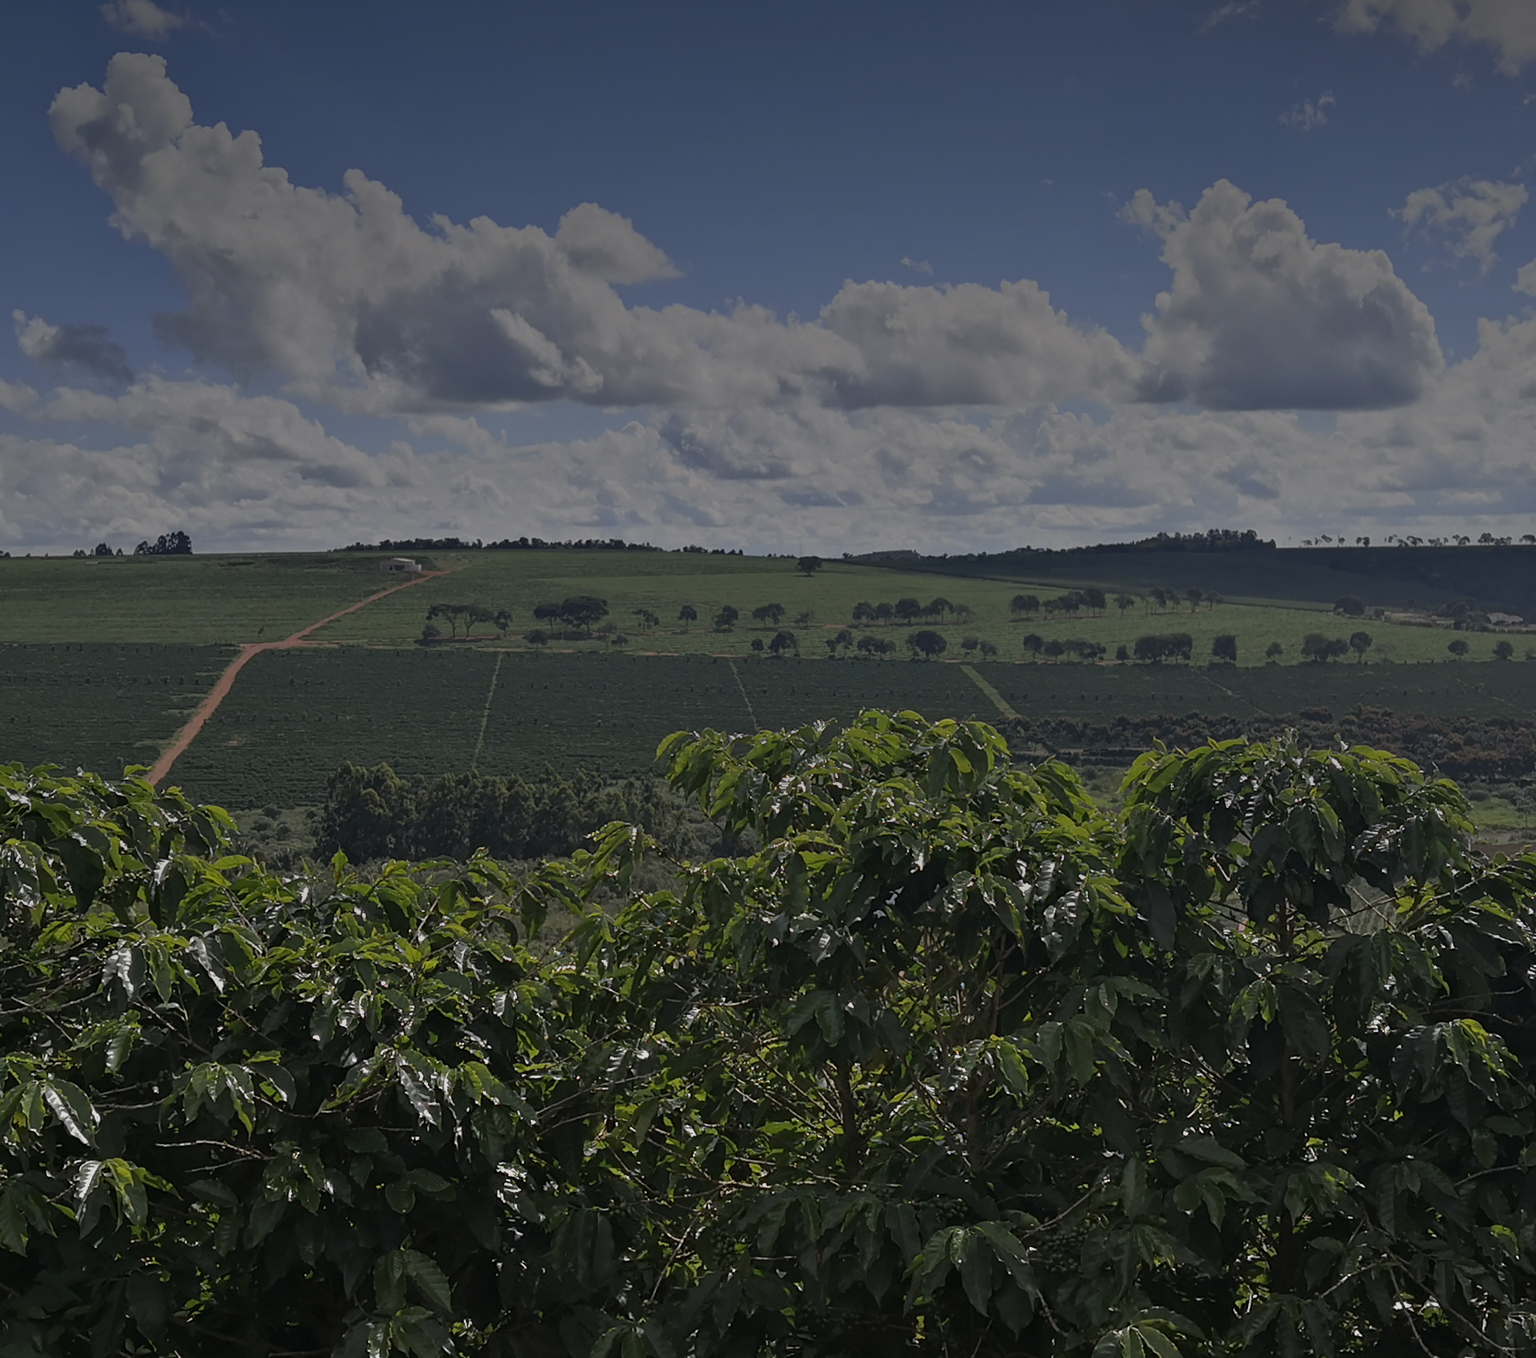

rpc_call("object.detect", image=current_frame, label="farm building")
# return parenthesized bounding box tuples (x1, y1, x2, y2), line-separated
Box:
(380, 557, 422, 575)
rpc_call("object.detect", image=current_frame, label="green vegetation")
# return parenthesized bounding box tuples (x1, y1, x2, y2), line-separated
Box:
(315, 762, 698, 863)
(0, 644, 221, 774)
(2, 550, 1532, 812)
(0, 554, 391, 644)
(5, 720, 1536, 1354)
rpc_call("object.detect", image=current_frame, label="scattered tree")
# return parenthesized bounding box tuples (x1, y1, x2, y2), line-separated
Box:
(712, 605, 739, 632)
(906, 629, 947, 659)
(768, 629, 798, 656)
(1265, 640, 1284, 662)
(677, 603, 697, 630)
(795, 555, 822, 575)
(1211, 633, 1238, 664)
(1334, 594, 1366, 617)
(1349, 629, 1374, 662)
(1133, 633, 1194, 663)
(632, 608, 660, 633)
(1495, 639, 1515, 661)
(1302, 632, 1350, 663)
(1009, 593, 1040, 619)
(752, 603, 786, 627)
(1021, 632, 1044, 657)
(1449, 638, 1471, 658)
(894, 597, 924, 622)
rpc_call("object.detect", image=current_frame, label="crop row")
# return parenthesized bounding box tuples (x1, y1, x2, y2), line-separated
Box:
(5, 643, 1532, 809)
(0, 644, 224, 777)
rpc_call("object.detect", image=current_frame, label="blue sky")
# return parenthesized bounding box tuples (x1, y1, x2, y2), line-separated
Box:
(2, 0, 1534, 553)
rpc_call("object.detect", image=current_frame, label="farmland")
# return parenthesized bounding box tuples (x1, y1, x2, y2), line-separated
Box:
(0, 548, 1532, 812)
(0, 643, 222, 775)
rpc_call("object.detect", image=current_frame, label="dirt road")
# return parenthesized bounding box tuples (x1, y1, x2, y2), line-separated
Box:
(147, 571, 446, 787)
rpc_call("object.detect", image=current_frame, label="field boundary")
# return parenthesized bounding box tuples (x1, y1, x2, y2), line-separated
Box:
(471, 652, 505, 771)
(960, 665, 1021, 721)
(727, 660, 760, 729)
(148, 571, 448, 786)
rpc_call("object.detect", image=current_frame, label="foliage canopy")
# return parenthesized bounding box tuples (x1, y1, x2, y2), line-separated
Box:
(2, 715, 1536, 1356)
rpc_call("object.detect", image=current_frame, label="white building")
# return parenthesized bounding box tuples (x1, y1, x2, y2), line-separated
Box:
(380, 557, 422, 575)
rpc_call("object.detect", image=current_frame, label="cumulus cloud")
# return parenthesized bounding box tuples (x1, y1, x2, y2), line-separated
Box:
(1280, 92, 1336, 131)
(13, 311, 133, 383)
(900, 257, 933, 275)
(1334, 0, 1536, 74)
(1135, 180, 1443, 409)
(1515, 257, 1536, 296)
(48, 54, 1139, 415)
(100, 0, 189, 38)
(1394, 178, 1528, 271)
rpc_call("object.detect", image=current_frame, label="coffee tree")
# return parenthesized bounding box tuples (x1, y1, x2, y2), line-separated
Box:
(2, 714, 1535, 1356)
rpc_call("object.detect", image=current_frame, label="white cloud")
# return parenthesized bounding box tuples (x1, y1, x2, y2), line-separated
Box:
(1135, 180, 1443, 409)
(1515, 257, 1536, 296)
(1280, 92, 1336, 131)
(1118, 189, 1187, 239)
(48, 54, 1140, 416)
(1394, 178, 1529, 271)
(1334, 0, 1536, 74)
(1200, 3, 1262, 33)
(900, 257, 933, 275)
(13, 310, 134, 383)
(100, 0, 188, 39)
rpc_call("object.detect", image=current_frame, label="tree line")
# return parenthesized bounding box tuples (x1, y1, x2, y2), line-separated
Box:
(315, 762, 700, 863)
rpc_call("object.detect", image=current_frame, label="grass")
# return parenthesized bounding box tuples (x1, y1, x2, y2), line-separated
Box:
(0, 554, 393, 644)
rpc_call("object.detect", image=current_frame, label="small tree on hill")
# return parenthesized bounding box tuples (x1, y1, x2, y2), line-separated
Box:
(1009, 593, 1039, 619)
(713, 605, 739, 632)
(1265, 640, 1284, 662)
(1021, 632, 1044, 657)
(1211, 633, 1238, 664)
(677, 603, 697, 630)
(768, 629, 798, 656)
(752, 603, 785, 627)
(1349, 629, 1373, 662)
(894, 597, 924, 622)
(1334, 594, 1366, 617)
(795, 555, 821, 575)
(1449, 638, 1470, 658)
(907, 629, 947, 659)
(1495, 639, 1515, 661)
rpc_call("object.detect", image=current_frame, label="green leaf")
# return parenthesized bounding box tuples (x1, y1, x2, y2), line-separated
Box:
(401, 1249, 454, 1315)
(42, 1080, 98, 1146)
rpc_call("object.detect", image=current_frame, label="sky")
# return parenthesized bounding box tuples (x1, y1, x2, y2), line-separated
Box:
(2, 0, 1535, 555)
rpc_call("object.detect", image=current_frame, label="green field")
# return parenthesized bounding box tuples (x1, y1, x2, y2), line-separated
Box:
(0, 643, 222, 775)
(1, 550, 1531, 810)
(0, 554, 392, 643)
(2, 550, 1524, 671)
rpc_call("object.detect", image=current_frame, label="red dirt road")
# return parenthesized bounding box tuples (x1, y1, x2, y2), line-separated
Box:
(148, 570, 447, 787)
